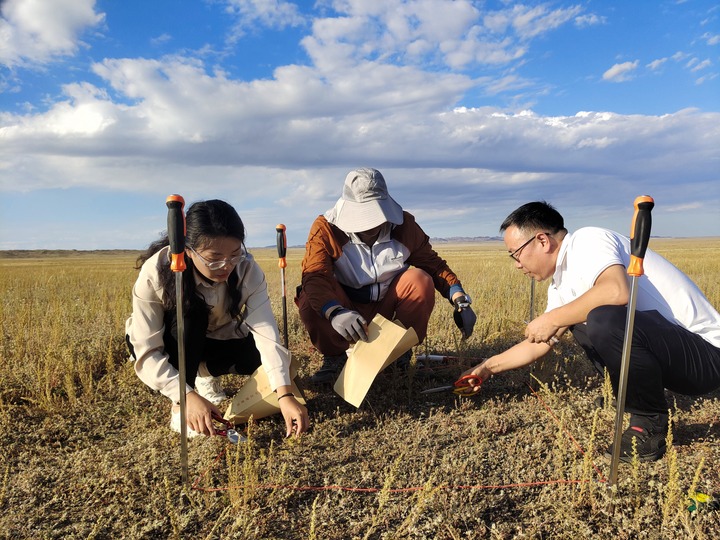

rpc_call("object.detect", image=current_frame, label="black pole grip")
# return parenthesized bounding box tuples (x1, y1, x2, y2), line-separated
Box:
(166, 195, 186, 273)
(628, 195, 654, 277)
(276, 224, 287, 259)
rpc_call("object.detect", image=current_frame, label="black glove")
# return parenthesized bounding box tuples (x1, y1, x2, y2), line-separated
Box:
(329, 308, 368, 342)
(453, 294, 476, 339)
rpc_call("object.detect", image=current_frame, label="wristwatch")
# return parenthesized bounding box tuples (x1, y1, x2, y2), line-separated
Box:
(453, 294, 472, 309)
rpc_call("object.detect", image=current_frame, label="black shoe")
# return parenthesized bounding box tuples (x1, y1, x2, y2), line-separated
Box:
(308, 354, 346, 385)
(605, 413, 668, 463)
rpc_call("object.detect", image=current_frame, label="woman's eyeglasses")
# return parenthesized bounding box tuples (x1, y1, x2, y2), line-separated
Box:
(188, 246, 246, 270)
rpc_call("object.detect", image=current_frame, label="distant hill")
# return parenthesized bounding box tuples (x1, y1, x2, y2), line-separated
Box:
(3, 236, 697, 257)
(430, 236, 503, 243)
(0, 249, 141, 259)
(265, 236, 503, 249)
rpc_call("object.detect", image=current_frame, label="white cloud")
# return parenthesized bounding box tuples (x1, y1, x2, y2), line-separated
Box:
(647, 58, 668, 71)
(690, 59, 712, 72)
(701, 32, 720, 46)
(506, 4, 583, 39)
(0, 0, 104, 67)
(226, 0, 304, 28)
(1, 1, 719, 248)
(1, 55, 717, 212)
(602, 60, 639, 82)
(695, 72, 718, 85)
(574, 13, 606, 27)
(671, 51, 688, 62)
(483, 4, 582, 38)
(150, 33, 172, 47)
(224, 0, 305, 42)
(484, 74, 532, 95)
(302, 1, 582, 72)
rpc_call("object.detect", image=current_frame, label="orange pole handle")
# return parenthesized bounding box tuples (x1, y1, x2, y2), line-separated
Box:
(276, 224, 287, 269)
(166, 195, 186, 273)
(627, 195, 654, 277)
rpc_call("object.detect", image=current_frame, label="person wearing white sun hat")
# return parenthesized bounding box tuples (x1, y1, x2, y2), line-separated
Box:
(296, 167, 477, 384)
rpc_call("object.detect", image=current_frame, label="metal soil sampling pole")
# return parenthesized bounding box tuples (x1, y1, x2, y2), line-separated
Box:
(529, 278, 536, 322)
(166, 194, 189, 485)
(608, 195, 654, 486)
(276, 224, 289, 348)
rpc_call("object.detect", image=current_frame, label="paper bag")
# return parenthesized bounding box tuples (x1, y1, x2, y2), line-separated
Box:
(224, 357, 306, 425)
(333, 314, 419, 407)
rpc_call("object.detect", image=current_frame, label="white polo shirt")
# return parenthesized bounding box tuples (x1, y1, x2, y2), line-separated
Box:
(547, 227, 720, 348)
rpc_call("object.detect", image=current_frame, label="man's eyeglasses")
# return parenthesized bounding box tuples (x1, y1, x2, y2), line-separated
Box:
(509, 232, 551, 262)
(188, 246, 246, 270)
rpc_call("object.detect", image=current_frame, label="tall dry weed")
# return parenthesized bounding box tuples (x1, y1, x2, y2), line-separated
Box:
(0, 256, 134, 411)
(662, 410, 682, 528)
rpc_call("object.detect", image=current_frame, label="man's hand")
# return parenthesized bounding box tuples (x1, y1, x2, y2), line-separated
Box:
(462, 359, 492, 386)
(329, 308, 369, 342)
(524, 312, 560, 344)
(453, 294, 476, 339)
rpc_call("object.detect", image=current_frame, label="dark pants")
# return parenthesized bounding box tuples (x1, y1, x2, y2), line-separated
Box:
(127, 306, 261, 389)
(571, 305, 720, 415)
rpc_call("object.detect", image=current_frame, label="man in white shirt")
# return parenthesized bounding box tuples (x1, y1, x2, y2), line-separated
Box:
(464, 201, 720, 462)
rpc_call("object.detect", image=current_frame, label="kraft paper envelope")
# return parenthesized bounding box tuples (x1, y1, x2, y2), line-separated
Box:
(333, 314, 419, 407)
(224, 355, 306, 425)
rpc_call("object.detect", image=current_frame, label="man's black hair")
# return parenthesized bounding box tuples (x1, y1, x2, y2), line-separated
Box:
(500, 201, 567, 235)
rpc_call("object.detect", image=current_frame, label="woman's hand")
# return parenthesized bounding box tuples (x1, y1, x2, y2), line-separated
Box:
(181, 391, 222, 436)
(276, 386, 310, 437)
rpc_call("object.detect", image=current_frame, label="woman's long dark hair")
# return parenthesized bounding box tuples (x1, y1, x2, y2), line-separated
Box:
(136, 199, 246, 318)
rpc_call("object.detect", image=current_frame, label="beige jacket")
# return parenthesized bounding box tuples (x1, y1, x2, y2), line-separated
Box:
(126, 246, 291, 403)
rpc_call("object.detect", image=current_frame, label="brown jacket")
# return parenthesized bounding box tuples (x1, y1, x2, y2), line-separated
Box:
(300, 211, 462, 315)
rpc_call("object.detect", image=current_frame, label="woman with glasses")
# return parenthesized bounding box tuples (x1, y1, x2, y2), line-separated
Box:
(125, 199, 309, 439)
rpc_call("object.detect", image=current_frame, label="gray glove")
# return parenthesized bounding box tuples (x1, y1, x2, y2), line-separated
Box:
(329, 308, 368, 342)
(453, 294, 476, 339)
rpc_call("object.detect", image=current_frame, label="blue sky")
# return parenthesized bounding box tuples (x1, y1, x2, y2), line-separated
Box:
(1, 0, 718, 249)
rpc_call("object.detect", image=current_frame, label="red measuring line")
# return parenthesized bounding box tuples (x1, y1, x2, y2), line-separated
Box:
(191, 382, 607, 492)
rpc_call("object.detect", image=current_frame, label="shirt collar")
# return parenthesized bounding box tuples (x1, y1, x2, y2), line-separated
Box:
(347, 222, 394, 245)
(552, 231, 572, 284)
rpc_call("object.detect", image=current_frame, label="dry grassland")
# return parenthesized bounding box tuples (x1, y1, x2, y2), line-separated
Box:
(0, 239, 719, 539)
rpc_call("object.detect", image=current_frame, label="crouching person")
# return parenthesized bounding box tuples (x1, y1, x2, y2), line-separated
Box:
(297, 167, 477, 384)
(126, 199, 309, 438)
(464, 201, 720, 462)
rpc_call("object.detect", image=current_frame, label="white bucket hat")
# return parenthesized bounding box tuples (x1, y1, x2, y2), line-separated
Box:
(332, 168, 404, 233)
